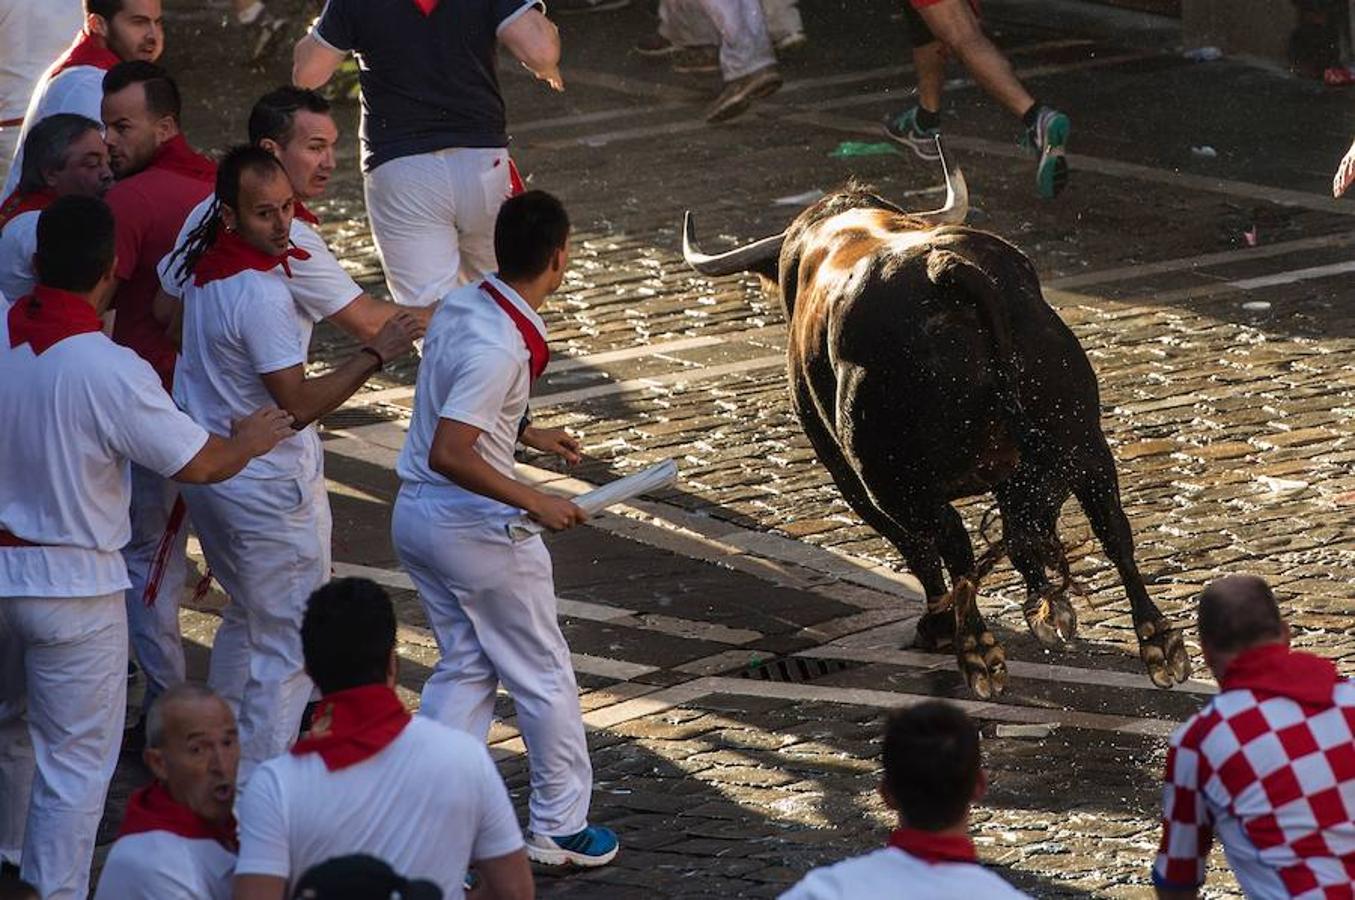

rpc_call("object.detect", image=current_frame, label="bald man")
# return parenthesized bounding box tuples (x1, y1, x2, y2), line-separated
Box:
(1154, 575, 1355, 899)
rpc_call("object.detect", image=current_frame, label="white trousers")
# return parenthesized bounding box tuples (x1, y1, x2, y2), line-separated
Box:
(183, 470, 331, 784)
(364, 147, 510, 308)
(689, 0, 777, 81)
(392, 486, 591, 837)
(123, 462, 189, 712)
(0, 591, 126, 900)
(661, 0, 801, 47)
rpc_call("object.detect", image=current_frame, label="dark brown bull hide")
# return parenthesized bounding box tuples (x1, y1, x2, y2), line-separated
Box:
(682, 145, 1190, 697)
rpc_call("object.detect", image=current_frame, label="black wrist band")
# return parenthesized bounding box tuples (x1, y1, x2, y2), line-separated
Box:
(517, 414, 531, 439)
(359, 346, 384, 371)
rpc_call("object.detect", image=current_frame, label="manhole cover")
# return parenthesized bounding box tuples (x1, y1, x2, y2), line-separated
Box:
(740, 656, 858, 684)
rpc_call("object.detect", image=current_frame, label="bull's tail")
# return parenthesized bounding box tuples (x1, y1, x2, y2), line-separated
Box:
(925, 250, 1047, 456)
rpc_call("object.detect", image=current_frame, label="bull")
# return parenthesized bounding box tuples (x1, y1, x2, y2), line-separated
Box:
(681, 142, 1192, 698)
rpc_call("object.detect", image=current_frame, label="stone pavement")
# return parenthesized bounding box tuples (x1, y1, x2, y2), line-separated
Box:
(91, 0, 1355, 896)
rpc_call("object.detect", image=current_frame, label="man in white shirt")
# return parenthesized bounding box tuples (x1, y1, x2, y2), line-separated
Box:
(170, 145, 422, 784)
(2, 0, 163, 199)
(0, 113, 112, 300)
(95, 684, 240, 900)
(0, 195, 292, 900)
(781, 701, 1029, 899)
(233, 577, 533, 900)
(0, 0, 84, 186)
(392, 190, 617, 868)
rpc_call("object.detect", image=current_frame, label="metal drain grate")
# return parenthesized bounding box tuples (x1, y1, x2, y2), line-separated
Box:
(320, 406, 404, 430)
(740, 656, 858, 684)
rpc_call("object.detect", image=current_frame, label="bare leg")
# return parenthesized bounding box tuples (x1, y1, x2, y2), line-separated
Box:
(917, 0, 1034, 118)
(914, 41, 947, 113)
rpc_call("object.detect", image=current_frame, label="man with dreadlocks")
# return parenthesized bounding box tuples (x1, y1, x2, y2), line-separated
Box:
(0, 113, 112, 301)
(169, 146, 423, 785)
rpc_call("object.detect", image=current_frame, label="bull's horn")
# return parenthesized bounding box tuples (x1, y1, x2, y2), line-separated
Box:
(912, 135, 969, 227)
(682, 211, 785, 277)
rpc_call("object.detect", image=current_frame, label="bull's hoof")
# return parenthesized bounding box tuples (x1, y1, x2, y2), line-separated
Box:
(958, 630, 1007, 699)
(913, 610, 955, 651)
(1137, 617, 1192, 688)
(1023, 588, 1078, 647)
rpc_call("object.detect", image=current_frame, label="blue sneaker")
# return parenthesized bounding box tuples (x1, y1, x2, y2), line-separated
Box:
(1022, 107, 1070, 199)
(525, 825, 619, 867)
(883, 105, 941, 161)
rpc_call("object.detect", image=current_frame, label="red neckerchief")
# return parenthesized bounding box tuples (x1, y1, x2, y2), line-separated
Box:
(117, 782, 238, 853)
(481, 279, 549, 381)
(192, 228, 311, 287)
(887, 828, 979, 865)
(0, 187, 56, 234)
(293, 201, 320, 226)
(290, 684, 411, 772)
(49, 30, 120, 78)
(150, 134, 216, 184)
(8, 285, 102, 355)
(412, 0, 441, 14)
(1221, 643, 1339, 709)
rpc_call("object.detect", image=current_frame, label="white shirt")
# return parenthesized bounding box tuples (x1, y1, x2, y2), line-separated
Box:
(0, 2, 84, 122)
(235, 717, 524, 899)
(396, 275, 538, 523)
(158, 196, 361, 322)
(0, 306, 209, 597)
(780, 846, 1031, 900)
(174, 267, 320, 481)
(2, 60, 104, 198)
(0, 208, 37, 299)
(94, 831, 235, 900)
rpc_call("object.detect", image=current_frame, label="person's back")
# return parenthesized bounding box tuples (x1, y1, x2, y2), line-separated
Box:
(1155, 575, 1355, 899)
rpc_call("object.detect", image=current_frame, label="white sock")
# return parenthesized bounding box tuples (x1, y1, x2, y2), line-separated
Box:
(237, 1, 265, 25)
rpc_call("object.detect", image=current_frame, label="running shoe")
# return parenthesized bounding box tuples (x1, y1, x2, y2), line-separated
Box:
(883, 105, 942, 161)
(671, 46, 720, 74)
(636, 33, 681, 57)
(1022, 106, 1070, 199)
(775, 31, 809, 53)
(706, 65, 783, 123)
(526, 826, 620, 867)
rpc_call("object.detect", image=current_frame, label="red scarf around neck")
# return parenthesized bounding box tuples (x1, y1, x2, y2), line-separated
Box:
(0, 187, 56, 234)
(118, 782, 238, 853)
(481, 279, 549, 381)
(50, 31, 120, 78)
(291, 684, 411, 772)
(150, 134, 217, 184)
(293, 201, 320, 226)
(888, 828, 979, 865)
(192, 228, 310, 287)
(8, 285, 102, 355)
(1221, 643, 1339, 709)
(411, 0, 441, 14)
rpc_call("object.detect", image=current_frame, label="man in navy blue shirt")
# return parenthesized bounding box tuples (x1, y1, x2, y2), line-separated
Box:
(292, 0, 563, 309)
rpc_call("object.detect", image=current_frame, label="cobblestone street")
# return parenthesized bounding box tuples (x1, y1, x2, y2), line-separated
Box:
(95, 0, 1355, 895)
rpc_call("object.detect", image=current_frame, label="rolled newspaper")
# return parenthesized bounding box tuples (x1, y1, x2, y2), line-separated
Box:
(508, 458, 679, 541)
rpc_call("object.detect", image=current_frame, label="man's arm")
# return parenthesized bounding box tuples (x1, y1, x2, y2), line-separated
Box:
(171, 409, 296, 484)
(233, 875, 286, 900)
(429, 419, 585, 531)
(292, 33, 346, 89)
(470, 849, 533, 900)
(498, 8, 564, 91)
(327, 291, 435, 344)
(1151, 738, 1212, 900)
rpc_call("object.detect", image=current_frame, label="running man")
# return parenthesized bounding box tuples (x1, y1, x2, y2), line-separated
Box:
(883, 0, 1070, 199)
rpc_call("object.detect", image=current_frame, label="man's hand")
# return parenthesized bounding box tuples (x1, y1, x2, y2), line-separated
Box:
(1335, 139, 1355, 197)
(231, 407, 296, 454)
(365, 309, 425, 364)
(527, 493, 587, 532)
(521, 425, 581, 464)
(532, 63, 565, 92)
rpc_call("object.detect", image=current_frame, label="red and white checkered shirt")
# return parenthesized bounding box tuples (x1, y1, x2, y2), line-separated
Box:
(1154, 643, 1355, 898)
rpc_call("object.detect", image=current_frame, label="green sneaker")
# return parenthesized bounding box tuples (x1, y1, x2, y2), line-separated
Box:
(1024, 107, 1070, 199)
(883, 105, 941, 161)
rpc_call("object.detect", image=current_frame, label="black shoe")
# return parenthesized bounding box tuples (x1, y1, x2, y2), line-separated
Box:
(706, 66, 783, 123)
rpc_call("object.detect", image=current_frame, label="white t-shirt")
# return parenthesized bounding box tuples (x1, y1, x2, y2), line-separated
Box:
(94, 831, 235, 900)
(174, 267, 320, 481)
(0, 208, 38, 300)
(2, 61, 104, 198)
(395, 275, 538, 523)
(0, 3, 84, 123)
(780, 846, 1031, 900)
(235, 717, 524, 899)
(158, 196, 361, 323)
(0, 308, 209, 597)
